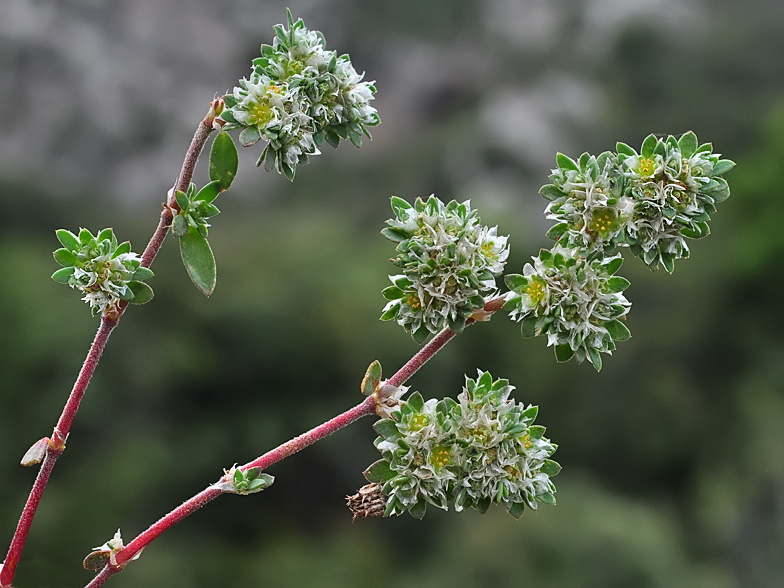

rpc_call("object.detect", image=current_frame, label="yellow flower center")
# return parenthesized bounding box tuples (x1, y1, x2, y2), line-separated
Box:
(638, 157, 656, 177)
(526, 276, 547, 306)
(429, 445, 451, 470)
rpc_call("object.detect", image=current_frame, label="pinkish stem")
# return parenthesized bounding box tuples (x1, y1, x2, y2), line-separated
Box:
(1, 107, 217, 588)
(83, 298, 506, 587)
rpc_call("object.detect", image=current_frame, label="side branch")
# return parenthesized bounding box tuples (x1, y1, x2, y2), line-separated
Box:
(84, 297, 506, 587)
(1, 106, 217, 588)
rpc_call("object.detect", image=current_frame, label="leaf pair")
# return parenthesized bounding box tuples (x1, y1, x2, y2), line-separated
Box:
(177, 132, 238, 297)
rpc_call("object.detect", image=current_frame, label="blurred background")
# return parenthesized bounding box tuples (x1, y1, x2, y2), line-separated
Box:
(1, 0, 783, 586)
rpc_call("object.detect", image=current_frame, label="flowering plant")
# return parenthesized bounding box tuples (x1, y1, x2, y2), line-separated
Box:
(0, 10, 735, 588)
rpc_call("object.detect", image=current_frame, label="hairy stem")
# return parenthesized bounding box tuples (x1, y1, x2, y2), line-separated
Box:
(0, 107, 217, 588)
(84, 297, 505, 587)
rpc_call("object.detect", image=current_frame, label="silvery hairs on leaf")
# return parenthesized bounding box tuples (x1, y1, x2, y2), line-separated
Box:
(220, 9, 379, 180)
(380, 196, 510, 343)
(363, 371, 559, 520)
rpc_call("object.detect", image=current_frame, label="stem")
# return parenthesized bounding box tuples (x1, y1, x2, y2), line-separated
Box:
(0, 108, 217, 588)
(114, 397, 378, 569)
(1, 316, 117, 587)
(84, 297, 506, 587)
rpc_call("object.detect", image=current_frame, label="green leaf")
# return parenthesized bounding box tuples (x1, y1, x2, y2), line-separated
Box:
(660, 252, 675, 274)
(605, 256, 623, 275)
(504, 274, 527, 291)
(411, 326, 430, 344)
(379, 303, 400, 321)
(546, 223, 569, 241)
(616, 142, 636, 156)
(364, 459, 395, 483)
(540, 459, 562, 477)
(537, 491, 556, 505)
(56, 229, 80, 251)
(554, 344, 574, 363)
(711, 159, 735, 176)
(373, 419, 400, 440)
(678, 131, 698, 158)
(607, 276, 630, 292)
(382, 285, 405, 300)
(53, 248, 78, 267)
(96, 228, 114, 243)
(507, 501, 525, 519)
(640, 134, 658, 158)
(194, 180, 223, 205)
(51, 266, 75, 284)
(282, 162, 295, 182)
(529, 425, 546, 439)
(539, 184, 564, 201)
(174, 190, 190, 211)
(179, 227, 217, 297)
(407, 391, 425, 412)
(78, 228, 94, 244)
(132, 267, 154, 281)
(390, 196, 413, 217)
(381, 227, 408, 243)
(605, 319, 631, 341)
(521, 316, 538, 338)
(361, 360, 382, 396)
(409, 496, 427, 520)
(113, 242, 131, 257)
(127, 281, 154, 305)
(209, 133, 238, 190)
(239, 126, 261, 148)
(555, 152, 578, 172)
(521, 405, 538, 421)
(587, 347, 602, 371)
(172, 214, 189, 238)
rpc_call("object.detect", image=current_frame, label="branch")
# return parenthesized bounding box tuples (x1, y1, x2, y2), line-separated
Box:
(82, 297, 505, 587)
(0, 105, 218, 588)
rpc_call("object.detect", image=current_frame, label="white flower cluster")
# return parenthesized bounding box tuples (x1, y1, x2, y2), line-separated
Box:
(541, 132, 734, 273)
(504, 246, 631, 370)
(364, 371, 560, 519)
(543, 151, 634, 253)
(51, 228, 153, 316)
(219, 10, 379, 180)
(617, 133, 732, 272)
(380, 196, 509, 342)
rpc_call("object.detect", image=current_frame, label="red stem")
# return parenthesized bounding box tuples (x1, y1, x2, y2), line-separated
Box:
(0, 109, 217, 588)
(83, 298, 506, 587)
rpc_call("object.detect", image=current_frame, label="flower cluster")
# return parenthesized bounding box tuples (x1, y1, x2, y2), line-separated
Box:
(380, 196, 509, 342)
(364, 371, 560, 519)
(504, 246, 631, 370)
(541, 132, 734, 272)
(219, 10, 379, 180)
(51, 228, 154, 316)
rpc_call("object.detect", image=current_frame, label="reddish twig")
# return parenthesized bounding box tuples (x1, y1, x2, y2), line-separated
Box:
(82, 297, 506, 587)
(0, 106, 217, 588)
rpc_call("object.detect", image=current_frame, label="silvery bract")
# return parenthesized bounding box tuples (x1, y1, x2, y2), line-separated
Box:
(364, 371, 560, 519)
(51, 228, 154, 316)
(220, 10, 379, 180)
(380, 196, 509, 342)
(504, 246, 631, 371)
(541, 132, 734, 273)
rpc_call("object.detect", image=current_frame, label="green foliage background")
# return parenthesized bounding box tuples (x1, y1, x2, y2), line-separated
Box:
(1, 0, 783, 586)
